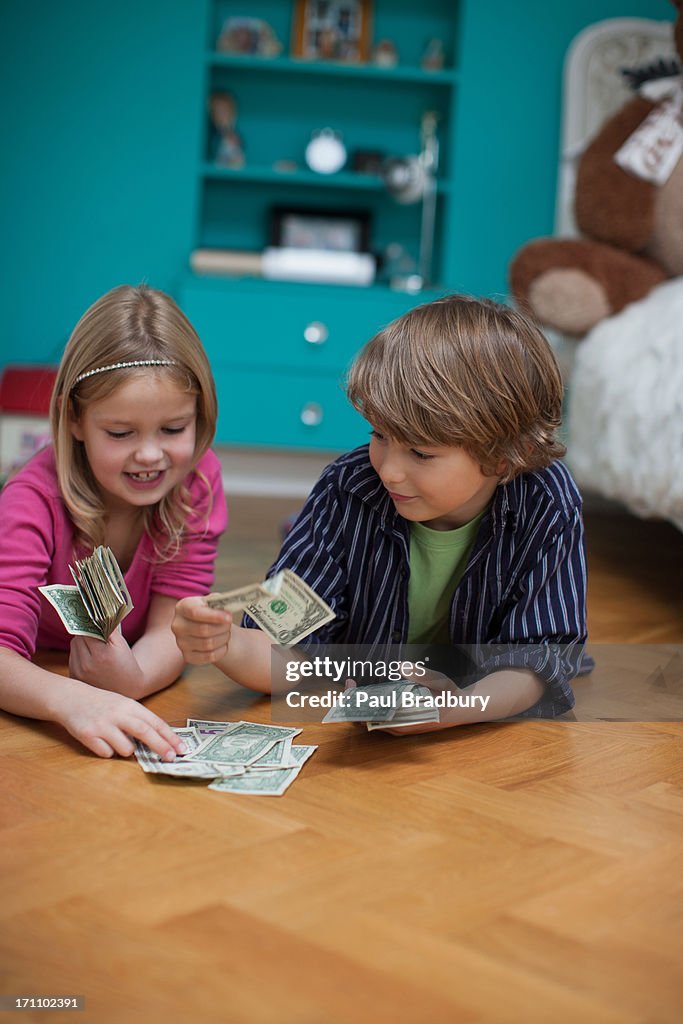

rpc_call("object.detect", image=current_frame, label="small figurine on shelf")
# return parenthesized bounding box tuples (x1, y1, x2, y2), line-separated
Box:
(216, 17, 282, 57)
(208, 91, 244, 168)
(421, 37, 445, 71)
(371, 38, 398, 68)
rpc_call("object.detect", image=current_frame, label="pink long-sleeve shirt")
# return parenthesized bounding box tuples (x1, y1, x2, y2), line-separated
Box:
(0, 445, 227, 658)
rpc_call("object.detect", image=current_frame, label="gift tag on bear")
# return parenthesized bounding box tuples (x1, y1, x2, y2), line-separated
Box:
(614, 80, 683, 186)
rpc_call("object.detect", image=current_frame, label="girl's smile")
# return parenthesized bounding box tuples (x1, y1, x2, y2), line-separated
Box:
(124, 469, 167, 490)
(70, 374, 198, 512)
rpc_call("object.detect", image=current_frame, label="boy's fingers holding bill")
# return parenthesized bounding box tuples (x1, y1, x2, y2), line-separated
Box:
(172, 598, 231, 657)
(183, 642, 229, 665)
(176, 595, 231, 625)
(189, 634, 229, 655)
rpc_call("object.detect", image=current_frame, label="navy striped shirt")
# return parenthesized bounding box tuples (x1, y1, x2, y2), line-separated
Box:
(249, 446, 588, 717)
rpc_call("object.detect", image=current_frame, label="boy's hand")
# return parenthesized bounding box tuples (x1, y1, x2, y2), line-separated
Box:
(172, 596, 232, 665)
(56, 684, 186, 761)
(69, 629, 144, 699)
(349, 669, 466, 736)
(400, 662, 454, 691)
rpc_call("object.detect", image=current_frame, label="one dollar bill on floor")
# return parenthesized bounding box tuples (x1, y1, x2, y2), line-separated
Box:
(206, 569, 335, 646)
(40, 545, 133, 641)
(134, 720, 318, 796)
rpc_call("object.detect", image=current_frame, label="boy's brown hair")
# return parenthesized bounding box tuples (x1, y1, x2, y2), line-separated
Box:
(346, 294, 566, 481)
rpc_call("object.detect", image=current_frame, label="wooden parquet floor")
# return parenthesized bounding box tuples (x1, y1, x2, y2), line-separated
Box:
(2, 498, 682, 1023)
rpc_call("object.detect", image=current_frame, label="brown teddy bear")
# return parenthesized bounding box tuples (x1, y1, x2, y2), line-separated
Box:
(510, 0, 683, 336)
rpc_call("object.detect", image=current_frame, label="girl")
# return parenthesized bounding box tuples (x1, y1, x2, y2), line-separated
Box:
(0, 284, 227, 759)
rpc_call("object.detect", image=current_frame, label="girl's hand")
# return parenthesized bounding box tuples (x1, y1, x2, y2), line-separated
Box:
(69, 629, 145, 699)
(56, 684, 186, 760)
(172, 597, 232, 665)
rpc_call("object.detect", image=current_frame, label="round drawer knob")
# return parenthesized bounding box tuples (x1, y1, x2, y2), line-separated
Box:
(300, 402, 324, 427)
(303, 321, 328, 345)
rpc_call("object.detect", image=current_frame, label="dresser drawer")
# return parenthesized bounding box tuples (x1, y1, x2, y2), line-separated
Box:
(214, 367, 369, 450)
(181, 277, 423, 374)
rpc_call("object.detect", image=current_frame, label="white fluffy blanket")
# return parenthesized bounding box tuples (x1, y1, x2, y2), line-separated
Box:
(567, 278, 683, 530)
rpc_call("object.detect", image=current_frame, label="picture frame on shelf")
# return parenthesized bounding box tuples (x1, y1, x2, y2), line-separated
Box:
(291, 1, 372, 64)
(216, 17, 283, 57)
(270, 206, 371, 253)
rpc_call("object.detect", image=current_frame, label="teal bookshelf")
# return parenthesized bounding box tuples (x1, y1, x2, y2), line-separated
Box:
(205, 50, 458, 85)
(180, 0, 460, 450)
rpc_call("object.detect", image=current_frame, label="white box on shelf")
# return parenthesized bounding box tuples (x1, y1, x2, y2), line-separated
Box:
(261, 247, 376, 286)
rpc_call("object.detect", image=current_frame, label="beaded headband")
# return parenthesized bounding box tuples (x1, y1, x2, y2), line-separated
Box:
(73, 359, 177, 385)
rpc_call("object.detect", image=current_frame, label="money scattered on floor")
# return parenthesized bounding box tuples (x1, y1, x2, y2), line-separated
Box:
(40, 545, 133, 641)
(134, 721, 317, 796)
(206, 569, 335, 646)
(322, 680, 440, 731)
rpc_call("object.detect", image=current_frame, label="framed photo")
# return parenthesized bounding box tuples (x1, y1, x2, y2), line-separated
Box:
(270, 206, 371, 252)
(216, 18, 282, 57)
(292, 1, 372, 63)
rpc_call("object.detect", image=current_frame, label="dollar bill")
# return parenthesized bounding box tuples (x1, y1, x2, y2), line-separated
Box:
(187, 720, 301, 770)
(203, 583, 273, 615)
(248, 736, 296, 770)
(72, 545, 133, 637)
(365, 708, 440, 730)
(40, 545, 133, 641)
(208, 765, 302, 797)
(184, 722, 295, 766)
(207, 569, 335, 646)
(39, 585, 106, 640)
(133, 728, 247, 778)
(186, 719, 301, 741)
(288, 744, 318, 766)
(135, 753, 247, 780)
(186, 718, 241, 736)
(185, 721, 309, 768)
(321, 681, 409, 723)
(321, 681, 441, 729)
(366, 683, 440, 729)
(134, 722, 316, 793)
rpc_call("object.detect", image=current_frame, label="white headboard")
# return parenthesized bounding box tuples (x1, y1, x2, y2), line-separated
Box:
(556, 17, 676, 237)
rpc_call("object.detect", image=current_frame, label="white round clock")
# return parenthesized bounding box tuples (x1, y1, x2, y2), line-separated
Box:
(305, 129, 347, 174)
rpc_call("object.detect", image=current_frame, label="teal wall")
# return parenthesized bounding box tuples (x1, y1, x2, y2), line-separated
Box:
(450, 0, 674, 296)
(0, 0, 207, 364)
(0, 0, 675, 364)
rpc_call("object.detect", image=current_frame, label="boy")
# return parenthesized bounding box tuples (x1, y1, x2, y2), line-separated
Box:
(173, 295, 587, 731)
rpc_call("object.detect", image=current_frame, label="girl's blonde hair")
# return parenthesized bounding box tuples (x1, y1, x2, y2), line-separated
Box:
(50, 284, 218, 556)
(346, 294, 565, 481)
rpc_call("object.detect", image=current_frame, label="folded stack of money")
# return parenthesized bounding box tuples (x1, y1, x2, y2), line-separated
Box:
(40, 545, 133, 641)
(206, 568, 335, 646)
(134, 720, 317, 797)
(322, 680, 440, 731)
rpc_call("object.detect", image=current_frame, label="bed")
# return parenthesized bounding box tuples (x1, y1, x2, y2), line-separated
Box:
(545, 16, 682, 529)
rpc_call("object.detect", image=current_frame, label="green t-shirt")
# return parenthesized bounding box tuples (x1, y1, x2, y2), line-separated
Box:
(407, 512, 484, 645)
